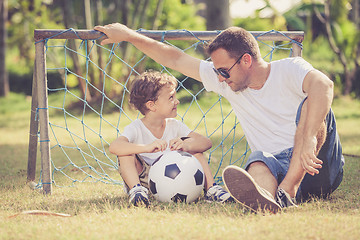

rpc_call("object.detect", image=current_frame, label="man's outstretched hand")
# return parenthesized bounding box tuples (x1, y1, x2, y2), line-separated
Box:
(94, 23, 134, 45)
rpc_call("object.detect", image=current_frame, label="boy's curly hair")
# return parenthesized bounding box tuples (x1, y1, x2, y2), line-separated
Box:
(129, 70, 177, 115)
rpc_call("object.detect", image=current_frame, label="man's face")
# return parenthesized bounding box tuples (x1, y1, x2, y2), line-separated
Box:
(211, 48, 250, 92)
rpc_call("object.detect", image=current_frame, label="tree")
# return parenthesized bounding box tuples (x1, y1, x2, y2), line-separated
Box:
(313, 0, 360, 95)
(61, 0, 92, 102)
(205, 0, 231, 30)
(0, 0, 9, 97)
(5, 0, 206, 97)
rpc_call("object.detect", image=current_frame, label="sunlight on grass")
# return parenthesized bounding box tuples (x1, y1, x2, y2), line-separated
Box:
(1, 93, 360, 240)
(332, 96, 360, 156)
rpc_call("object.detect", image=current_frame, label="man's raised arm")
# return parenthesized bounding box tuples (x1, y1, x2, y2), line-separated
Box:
(94, 23, 202, 82)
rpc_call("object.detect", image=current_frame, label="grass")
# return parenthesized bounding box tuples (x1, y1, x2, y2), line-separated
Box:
(0, 92, 360, 240)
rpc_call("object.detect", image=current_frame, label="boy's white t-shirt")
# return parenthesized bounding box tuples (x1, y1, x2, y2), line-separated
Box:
(199, 57, 312, 154)
(121, 118, 192, 165)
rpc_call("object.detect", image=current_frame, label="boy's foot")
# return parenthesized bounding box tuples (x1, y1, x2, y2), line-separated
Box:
(222, 165, 281, 213)
(205, 183, 234, 203)
(128, 184, 150, 207)
(275, 187, 297, 208)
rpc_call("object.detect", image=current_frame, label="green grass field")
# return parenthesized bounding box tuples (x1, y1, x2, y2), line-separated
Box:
(0, 93, 360, 240)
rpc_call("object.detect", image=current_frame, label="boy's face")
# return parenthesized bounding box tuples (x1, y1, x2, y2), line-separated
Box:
(153, 84, 179, 118)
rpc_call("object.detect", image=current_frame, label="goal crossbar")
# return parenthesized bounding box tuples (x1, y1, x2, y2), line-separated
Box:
(34, 29, 304, 42)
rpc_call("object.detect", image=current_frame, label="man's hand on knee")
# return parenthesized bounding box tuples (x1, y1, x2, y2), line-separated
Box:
(300, 136, 323, 175)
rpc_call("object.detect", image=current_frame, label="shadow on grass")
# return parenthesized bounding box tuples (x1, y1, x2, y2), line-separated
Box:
(1, 143, 359, 216)
(48, 191, 251, 218)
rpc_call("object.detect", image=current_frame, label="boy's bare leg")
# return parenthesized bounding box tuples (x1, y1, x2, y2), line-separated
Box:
(118, 155, 143, 190)
(193, 153, 215, 190)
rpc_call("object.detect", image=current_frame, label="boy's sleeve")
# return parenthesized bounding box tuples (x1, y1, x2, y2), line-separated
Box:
(121, 123, 136, 143)
(176, 120, 192, 137)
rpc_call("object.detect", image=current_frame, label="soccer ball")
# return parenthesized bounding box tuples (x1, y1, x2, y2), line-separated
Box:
(148, 150, 205, 203)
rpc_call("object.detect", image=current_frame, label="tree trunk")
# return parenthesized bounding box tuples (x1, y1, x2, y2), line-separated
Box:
(313, 1, 352, 95)
(95, 0, 105, 96)
(0, 0, 9, 97)
(205, 0, 231, 30)
(138, 0, 149, 28)
(84, 0, 98, 99)
(152, 0, 164, 30)
(61, 0, 92, 102)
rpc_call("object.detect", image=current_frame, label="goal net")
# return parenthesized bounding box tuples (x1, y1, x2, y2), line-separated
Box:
(28, 28, 303, 194)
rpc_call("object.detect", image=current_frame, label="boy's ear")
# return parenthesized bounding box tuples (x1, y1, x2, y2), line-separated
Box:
(145, 100, 156, 112)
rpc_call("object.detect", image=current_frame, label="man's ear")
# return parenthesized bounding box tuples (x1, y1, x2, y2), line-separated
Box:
(145, 100, 156, 112)
(243, 53, 252, 65)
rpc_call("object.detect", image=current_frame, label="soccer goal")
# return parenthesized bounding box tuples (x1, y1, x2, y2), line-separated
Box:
(28, 28, 304, 194)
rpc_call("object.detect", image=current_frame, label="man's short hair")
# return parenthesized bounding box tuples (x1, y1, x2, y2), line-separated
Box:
(208, 27, 260, 61)
(129, 70, 177, 115)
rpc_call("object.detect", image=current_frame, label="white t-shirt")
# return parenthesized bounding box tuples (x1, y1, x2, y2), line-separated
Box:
(199, 57, 313, 154)
(121, 118, 192, 165)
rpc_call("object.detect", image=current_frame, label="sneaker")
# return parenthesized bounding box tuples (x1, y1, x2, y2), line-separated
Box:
(128, 184, 150, 207)
(275, 187, 297, 208)
(205, 183, 233, 203)
(222, 165, 281, 213)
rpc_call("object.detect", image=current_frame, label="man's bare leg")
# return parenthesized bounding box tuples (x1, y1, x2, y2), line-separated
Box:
(247, 161, 278, 197)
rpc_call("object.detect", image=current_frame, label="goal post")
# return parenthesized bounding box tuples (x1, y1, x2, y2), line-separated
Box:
(29, 28, 304, 194)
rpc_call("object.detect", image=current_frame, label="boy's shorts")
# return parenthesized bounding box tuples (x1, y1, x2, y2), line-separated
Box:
(122, 154, 151, 193)
(243, 98, 345, 202)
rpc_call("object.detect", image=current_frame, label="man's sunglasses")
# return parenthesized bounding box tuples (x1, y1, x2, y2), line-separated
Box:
(213, 53, 247, 79)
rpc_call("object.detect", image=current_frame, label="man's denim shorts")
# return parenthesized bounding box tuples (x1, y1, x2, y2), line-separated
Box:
(244, 98, 345, 201)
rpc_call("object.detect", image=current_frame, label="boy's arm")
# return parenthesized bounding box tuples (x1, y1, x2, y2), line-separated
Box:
(170, 131, 212, 154)
(94, 23, 202, 82)
(109, 136, 168, 156)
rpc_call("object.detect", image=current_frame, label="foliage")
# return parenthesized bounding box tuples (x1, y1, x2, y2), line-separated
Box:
(332, 16, 358, 62)
(6, 0, 206, 95)
(311, 0, 359, 95)
(328, 0, 358, 64)
(4, 0, 360, 96)
(234, 0, 360, 96)
(7, 0, 64, 74)
(151, 0, 205, 30)
(233, 17, 277, 31)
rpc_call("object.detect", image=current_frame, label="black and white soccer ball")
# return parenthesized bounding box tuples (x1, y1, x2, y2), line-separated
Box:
(148, 150, 204, 203)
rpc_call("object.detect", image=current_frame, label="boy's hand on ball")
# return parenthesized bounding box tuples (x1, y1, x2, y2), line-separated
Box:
(169, 138, 185, 151)
(147, 139, 168, 153)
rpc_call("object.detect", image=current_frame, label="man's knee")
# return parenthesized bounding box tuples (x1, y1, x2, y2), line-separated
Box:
(247, 161, 270, 173)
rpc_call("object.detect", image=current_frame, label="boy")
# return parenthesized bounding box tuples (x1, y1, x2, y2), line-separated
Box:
(109, 70, 232, 206)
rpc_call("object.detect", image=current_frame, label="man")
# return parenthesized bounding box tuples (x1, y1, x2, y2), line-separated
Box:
(94, 23, 344, 212)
